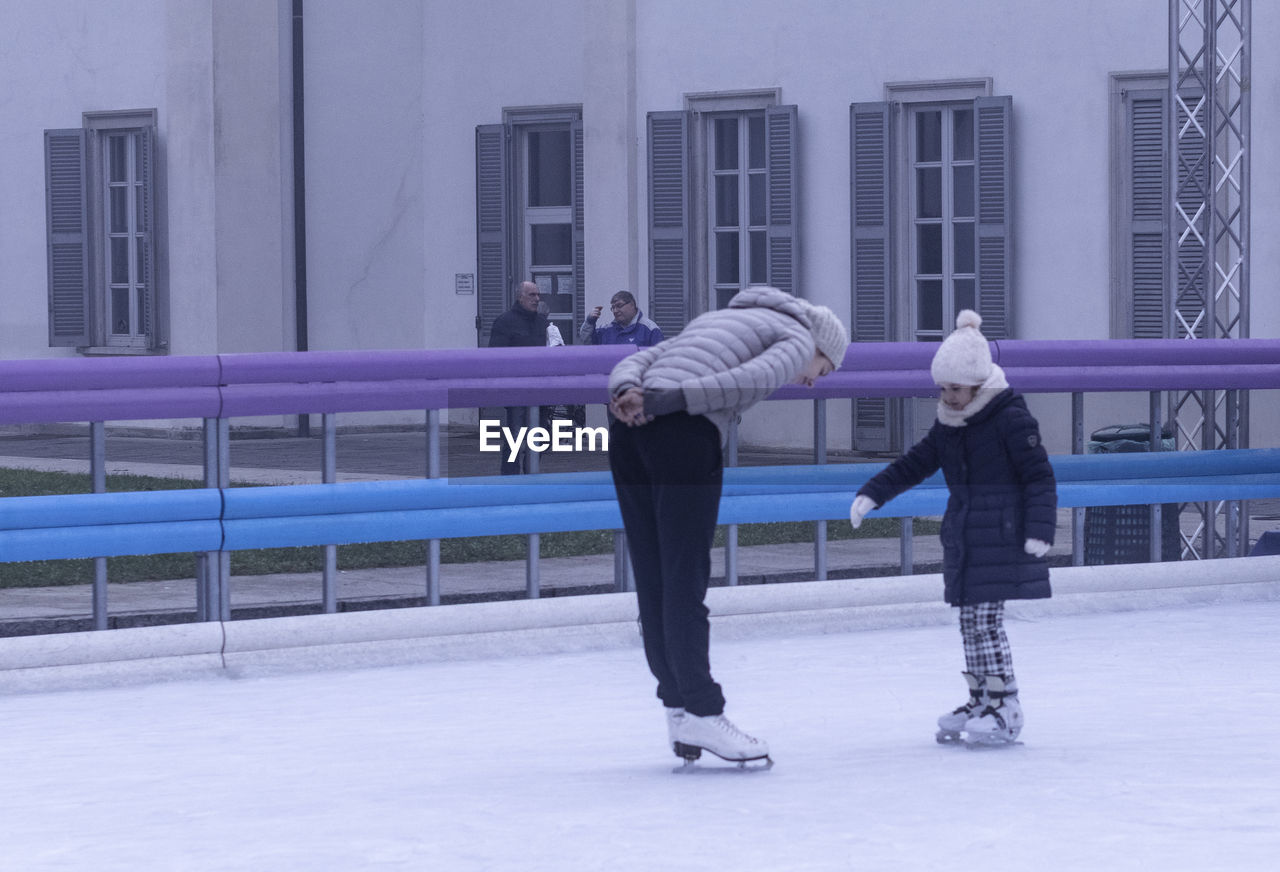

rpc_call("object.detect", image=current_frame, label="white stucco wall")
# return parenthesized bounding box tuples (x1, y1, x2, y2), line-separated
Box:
(0, 0, 170, 359)
(207, 0, 292, 355)
(0, 0, 296, 361)
(303, 0, 426, 352)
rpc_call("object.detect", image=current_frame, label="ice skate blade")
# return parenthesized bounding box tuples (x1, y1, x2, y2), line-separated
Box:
(672, 755, 773, 774)
(961, 736, 1024, 750)
(935, 730, 964, 744)
(672, 741, 771, 772)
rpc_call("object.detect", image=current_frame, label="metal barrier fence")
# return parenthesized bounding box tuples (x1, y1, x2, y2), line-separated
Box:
(3, 338, 1280, 631)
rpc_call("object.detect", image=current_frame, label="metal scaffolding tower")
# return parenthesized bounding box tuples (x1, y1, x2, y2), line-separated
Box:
(1169, 0, 1250, 558)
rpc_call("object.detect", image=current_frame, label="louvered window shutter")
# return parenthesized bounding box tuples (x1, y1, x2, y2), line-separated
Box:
(45, 128, 90, 347)
(571, 119, 586, 332)
(138, 125, 161, 349)
(850, 103, 892, 451)
(1126, 90, 1167, 338)
(647, 111, 691, 336)
(765, 104, 798, 295)
(973, 96, 1012, 339)
(475, 124, 511, 346)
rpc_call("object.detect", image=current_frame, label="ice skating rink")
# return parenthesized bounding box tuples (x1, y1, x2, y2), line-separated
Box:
(1, 600, 1277, 871)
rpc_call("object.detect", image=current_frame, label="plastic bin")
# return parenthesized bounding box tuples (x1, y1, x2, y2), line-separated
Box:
(1083, 423, 1180, 565)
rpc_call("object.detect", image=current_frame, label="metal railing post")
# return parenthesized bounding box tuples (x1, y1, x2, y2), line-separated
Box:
(526, 532, 540, 598)
(1072, 391, 1085, 566)
(1226, 390, 1241, 556)
(526, 405, 540, 596)
(814, 399, 828, 581)
(198, 417, 218, 622)
(90, 422, 108, 630)
(725, 416, 739, 586)
(1149, 391, 1164, 563)
(216, 417, 231, 621)
(426, 408, 441, 606)
(526, 405, 540, 474)
(322, 413, 338, 613)
(613, 531, 632, 592)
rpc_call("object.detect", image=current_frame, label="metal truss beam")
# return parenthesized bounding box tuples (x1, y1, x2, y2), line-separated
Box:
(1169, 0, 1250, 558)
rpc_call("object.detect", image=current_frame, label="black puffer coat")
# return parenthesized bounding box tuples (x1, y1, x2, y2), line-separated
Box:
(858, 389, 1057, 606)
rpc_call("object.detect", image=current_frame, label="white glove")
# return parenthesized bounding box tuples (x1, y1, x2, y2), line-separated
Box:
(1024, 538, 1051, 558)
(849, 495, 876, 529)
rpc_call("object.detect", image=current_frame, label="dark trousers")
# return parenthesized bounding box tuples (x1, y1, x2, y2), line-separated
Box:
(608, 413, 725, 716)
(500, 406, 530, 475)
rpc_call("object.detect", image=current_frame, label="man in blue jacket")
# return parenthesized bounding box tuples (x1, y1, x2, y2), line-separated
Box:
(578, 291, 664, 347)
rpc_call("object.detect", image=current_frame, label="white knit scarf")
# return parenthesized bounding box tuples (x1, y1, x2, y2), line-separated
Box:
(935, 364, 1009, 428)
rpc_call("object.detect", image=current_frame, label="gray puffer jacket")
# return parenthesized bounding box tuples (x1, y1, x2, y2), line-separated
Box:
(607, 286, 816, 445)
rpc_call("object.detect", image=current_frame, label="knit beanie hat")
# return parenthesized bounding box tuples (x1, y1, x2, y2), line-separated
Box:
(802, 303, 850, 370)
(930, 309, 993, 385)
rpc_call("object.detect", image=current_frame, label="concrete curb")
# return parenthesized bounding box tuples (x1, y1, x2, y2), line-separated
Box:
(2, 556, 1278, 693)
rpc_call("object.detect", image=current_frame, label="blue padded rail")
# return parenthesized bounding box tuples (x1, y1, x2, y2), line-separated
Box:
(4, 449, 1280, 560)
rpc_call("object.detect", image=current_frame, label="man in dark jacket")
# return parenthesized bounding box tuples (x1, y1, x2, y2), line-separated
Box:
(489, 281, 548, 473)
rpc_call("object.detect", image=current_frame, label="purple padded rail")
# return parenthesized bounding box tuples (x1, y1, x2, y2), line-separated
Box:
(217, 344, 632, 385)
(2, 339, 1279, 424)
(0, 387, 223, 425)
(0, 355, 220, 392)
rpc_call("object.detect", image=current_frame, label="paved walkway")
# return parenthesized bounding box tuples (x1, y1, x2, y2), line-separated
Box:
(1, 427, 1276, 634)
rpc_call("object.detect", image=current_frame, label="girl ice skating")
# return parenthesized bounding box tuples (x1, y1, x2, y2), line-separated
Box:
(849, 310, 1057, 746)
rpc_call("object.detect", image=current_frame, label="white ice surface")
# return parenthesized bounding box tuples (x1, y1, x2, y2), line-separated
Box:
(1, 601, 1278, 871)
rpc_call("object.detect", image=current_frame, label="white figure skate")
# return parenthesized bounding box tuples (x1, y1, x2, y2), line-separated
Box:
(673, 713, 772, 772)
(665, 707, 687, 752)
(936, 671, 984, 744)
(963, 675, 1023, 747)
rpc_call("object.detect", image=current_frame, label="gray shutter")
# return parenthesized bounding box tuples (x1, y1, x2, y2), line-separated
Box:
(45, 128, 90, 347)
(647, 110, 690, 336)
(139, 125, 161, 349)
(1126, 90, 1167, 338)
(765, 104, 798, 295)
(572, 118, 586, 334)
(850, 103, 892, 451)
(475, 123, 511, 346)
(973, 95, 1012, 339)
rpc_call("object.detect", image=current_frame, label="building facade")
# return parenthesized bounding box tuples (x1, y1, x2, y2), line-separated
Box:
(3, 0, 1277, 449)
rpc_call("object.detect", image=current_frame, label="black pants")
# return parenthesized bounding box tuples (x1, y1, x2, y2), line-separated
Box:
(500, 406, 530, 475)
(608, 412, 725, 716)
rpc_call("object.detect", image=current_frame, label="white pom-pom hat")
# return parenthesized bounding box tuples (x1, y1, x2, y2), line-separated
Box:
(930, 309, 993, 386)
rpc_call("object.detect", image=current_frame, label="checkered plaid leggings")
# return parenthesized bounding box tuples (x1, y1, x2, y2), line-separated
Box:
(959, 602, 1014, 679)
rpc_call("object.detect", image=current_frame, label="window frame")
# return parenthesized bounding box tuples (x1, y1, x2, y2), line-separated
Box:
(687, 89, 779, 315)
(93, 122, 149, 348)
(519, 123, 576, 337)
(905, 103, 978, 340)
(45, 108, 166, 354)
(705, 111, 769, 309)
(886, 79, 990, 341)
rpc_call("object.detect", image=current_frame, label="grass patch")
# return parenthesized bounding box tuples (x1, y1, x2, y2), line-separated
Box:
(0, 467, 203, 496)
(0, 467, 937, 588)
